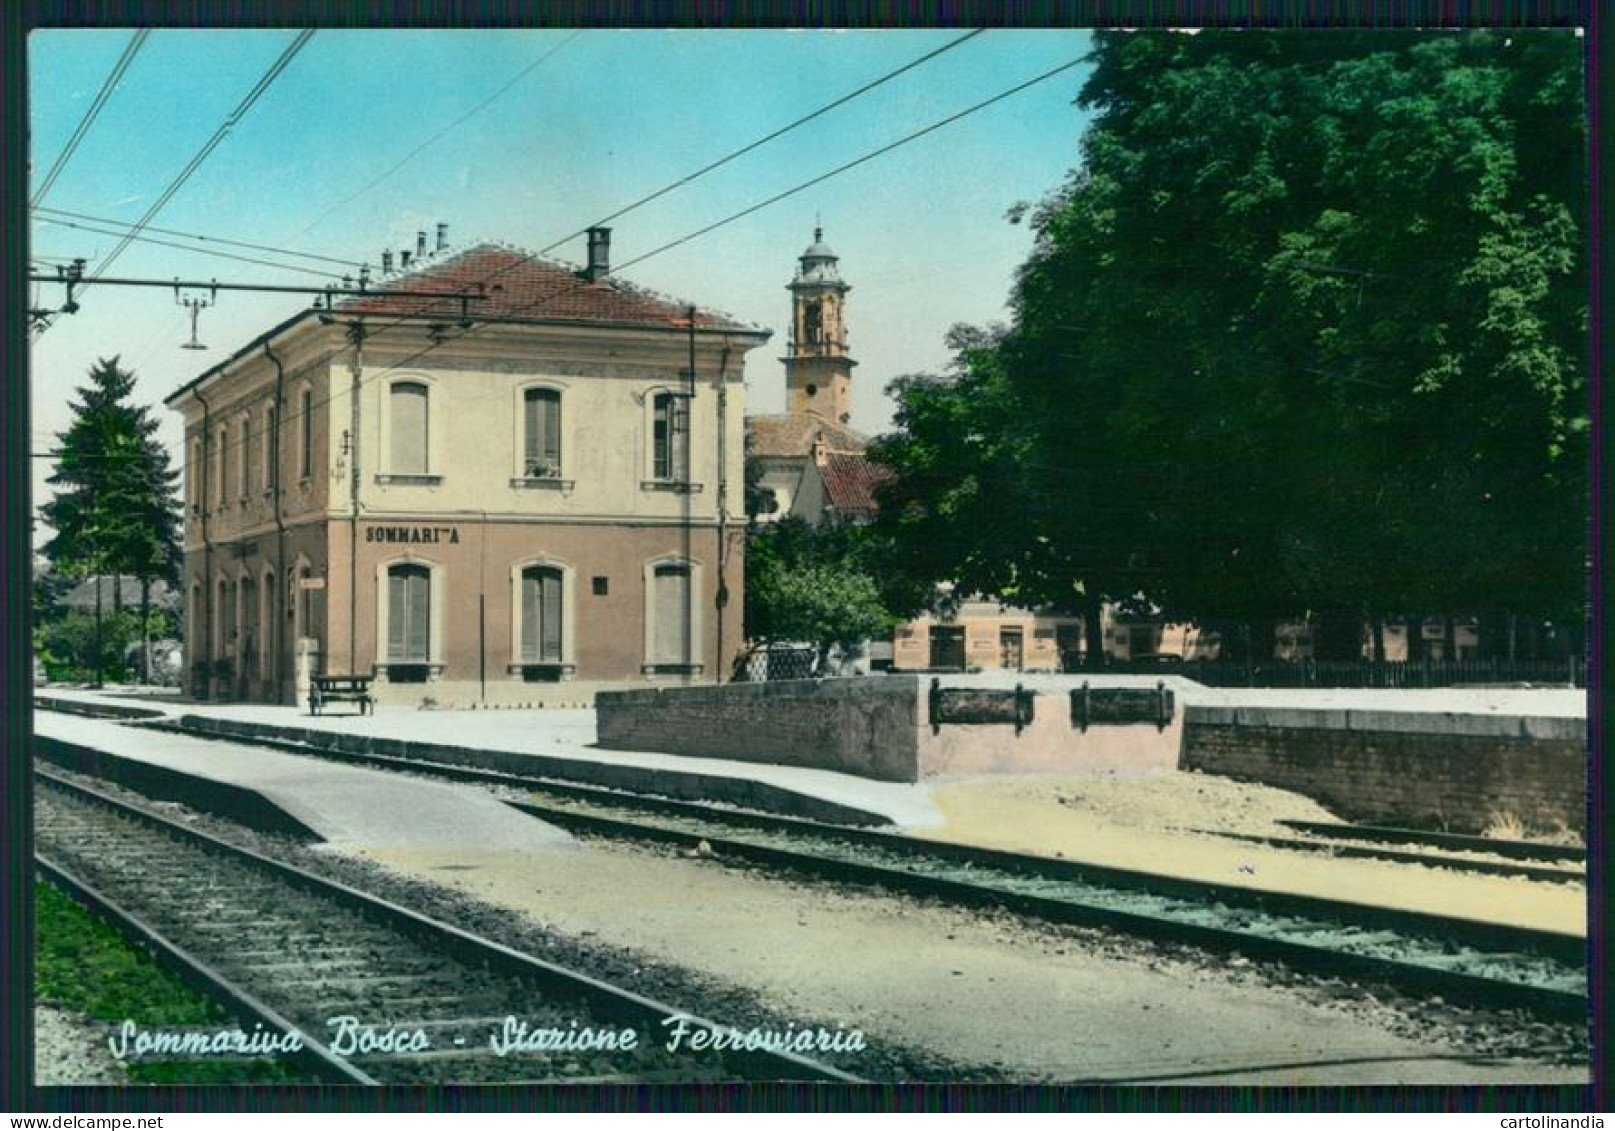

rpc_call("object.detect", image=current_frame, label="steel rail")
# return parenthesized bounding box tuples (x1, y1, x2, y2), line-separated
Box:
(36, 855, 376, 1084)
(35, 767, 862, 1084)
(128, 714, 1585, 963)
(501, 800, 1586, 1022)
(1278, 819, 1587, 866)
(38, 706, 1590, 1020)
(1183, 828, 1584, 884)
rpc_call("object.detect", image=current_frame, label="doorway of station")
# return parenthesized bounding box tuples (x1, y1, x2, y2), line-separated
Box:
(999, 626, 1024, 671)
(928, 625, 966, 670)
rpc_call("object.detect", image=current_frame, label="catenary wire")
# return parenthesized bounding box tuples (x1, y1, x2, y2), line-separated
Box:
(98, 47, 1090, 478)
(83, 30, 317, 291)
(535, 29, 987, 257)
(34, 205, 369, 270)
(30, 29, 151, 208)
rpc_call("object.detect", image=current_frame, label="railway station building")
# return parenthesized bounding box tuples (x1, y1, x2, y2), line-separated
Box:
(165, 231, 770, 707)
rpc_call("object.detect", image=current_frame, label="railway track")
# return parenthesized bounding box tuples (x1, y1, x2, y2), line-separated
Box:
(41, 705, 1592, 1022)
(35, 768, 861, 1085)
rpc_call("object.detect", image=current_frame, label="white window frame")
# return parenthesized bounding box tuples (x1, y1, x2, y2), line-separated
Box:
(376, 372, 443, 484)
(374, 555, 445, 674)
(507, 554, 577, 674)
(642, 554, 704, 675)
(510, 378, 572, 488)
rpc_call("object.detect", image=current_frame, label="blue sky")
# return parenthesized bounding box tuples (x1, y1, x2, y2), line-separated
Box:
(29, 28, 1097, 512)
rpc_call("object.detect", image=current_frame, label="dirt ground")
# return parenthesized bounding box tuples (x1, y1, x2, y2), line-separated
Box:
(909, 771, 1585, 935)
(34, 1006, 128, 1086)
(357, 836, 1585, 1086)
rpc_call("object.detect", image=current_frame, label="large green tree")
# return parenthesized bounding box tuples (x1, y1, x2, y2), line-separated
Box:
(39, 357, 183, 683)
(880, 30, 1587, 662)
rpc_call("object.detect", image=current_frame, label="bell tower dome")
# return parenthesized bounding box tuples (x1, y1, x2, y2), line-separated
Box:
(783, 224, 856, 423)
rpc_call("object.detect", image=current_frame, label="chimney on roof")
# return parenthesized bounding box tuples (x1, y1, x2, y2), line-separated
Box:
(381, 249, 394, 275)
(436, 222, 449, 253)
(416, 230, 428, 259)
(584, 227, 611, 282)
(401, 249, 412, 269)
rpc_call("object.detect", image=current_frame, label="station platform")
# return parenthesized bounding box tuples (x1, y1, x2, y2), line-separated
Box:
(35, 709, 578, 854)
(33, 687, 942, 828)
(32, 685, 1586, 935)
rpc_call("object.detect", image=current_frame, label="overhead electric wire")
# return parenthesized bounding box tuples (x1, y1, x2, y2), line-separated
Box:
(35, 215, 348, 279)
(289, 30, 584, 240)
(535, 28, 986, 256)
(616, 51, 1089, 276)
(34, 205, 368, 270)
(178, 44, 1091, 479)
(344, 28, 997, 342)
(84, 29, 316, 291)
(31, 29, 151, 208)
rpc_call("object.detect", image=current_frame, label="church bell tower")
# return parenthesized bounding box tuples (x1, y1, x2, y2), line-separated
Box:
(783, 224, 856, 424)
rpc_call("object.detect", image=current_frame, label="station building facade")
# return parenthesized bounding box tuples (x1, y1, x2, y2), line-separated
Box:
(165, 236, 769, 707)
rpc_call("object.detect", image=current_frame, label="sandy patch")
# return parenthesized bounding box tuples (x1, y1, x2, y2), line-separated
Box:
(356, 839, 1581, 1085)
(911, 773, 1585, 935)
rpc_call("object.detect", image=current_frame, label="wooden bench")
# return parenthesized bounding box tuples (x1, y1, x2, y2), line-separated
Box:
(309, 674, 374, 717)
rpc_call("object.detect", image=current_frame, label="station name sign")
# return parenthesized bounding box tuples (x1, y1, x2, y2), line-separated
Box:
(365, 524, 461, 545)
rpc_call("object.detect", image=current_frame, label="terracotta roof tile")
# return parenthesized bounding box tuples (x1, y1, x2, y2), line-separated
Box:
(819, 453, 893, 518)
(338, 242, 767, 334)
(748, 412, 868, 459)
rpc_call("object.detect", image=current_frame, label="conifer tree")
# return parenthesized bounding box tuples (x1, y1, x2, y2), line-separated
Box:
(39, 356, 182, 684)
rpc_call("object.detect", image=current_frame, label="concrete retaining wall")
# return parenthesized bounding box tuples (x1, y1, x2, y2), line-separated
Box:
(595, 677, 1182, 782)
(1180, 706, 1586, 836)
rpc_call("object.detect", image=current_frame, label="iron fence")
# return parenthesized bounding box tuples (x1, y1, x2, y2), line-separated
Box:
(735, 646, 818, 683)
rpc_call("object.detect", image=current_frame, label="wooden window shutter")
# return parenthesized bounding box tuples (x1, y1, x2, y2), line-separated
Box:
(405, 568, 429, 661)
(390, 383, 429, 475)
(387, 569, 407, 659)
(520, 569, 539, 661)
(653, 564, 689, 664)
(541, 569, 562, 661)
(524, 389, 561, 476)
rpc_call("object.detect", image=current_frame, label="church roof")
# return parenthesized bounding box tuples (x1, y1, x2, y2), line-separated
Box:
(819, 452, 893, 519)
(748, 412, 868, 459)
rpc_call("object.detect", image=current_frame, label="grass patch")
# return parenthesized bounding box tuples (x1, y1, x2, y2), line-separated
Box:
(36, 882, 304, 1084)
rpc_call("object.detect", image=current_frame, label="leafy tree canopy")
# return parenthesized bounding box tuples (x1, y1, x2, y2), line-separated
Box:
(876, 30, 1586, 653)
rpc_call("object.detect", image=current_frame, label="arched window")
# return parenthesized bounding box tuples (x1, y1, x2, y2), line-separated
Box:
(523, 388, 562, 478)
(386, 562, 431, 663)
(520, 564, 564, 663)
(389, 382, 429, 475)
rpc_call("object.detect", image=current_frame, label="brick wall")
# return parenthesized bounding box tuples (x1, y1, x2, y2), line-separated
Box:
(1181, 706, 1586, 835)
